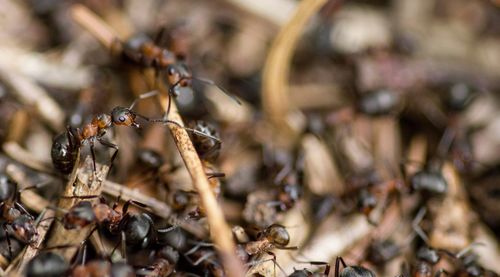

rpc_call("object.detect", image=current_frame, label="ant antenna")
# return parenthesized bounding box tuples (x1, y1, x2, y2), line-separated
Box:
(169, 76, 242, 105)
(128, 90, 159, 110)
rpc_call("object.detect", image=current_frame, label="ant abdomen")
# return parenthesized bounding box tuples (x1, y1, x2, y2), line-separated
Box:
(51, 128, 80, 174)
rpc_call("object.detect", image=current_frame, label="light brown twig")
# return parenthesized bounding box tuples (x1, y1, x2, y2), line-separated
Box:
(71, 5, 244, 276)
(261, 0, 327, 140)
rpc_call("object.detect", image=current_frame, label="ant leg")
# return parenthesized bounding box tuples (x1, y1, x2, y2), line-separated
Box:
(193, 251, 215, 266)
(192, 77, 241, 105)
(157, 225, 178, 233)
(128, 90, 159, 110)
(335, 256, 347, 277)
(90, 140, 97, 179)
(412, 207, 429, 244)
(265, 251, 288, 277)
(14, 202, 34, 219)
(121, 231, 127, 262)
(2, 223, 13, 259)
(122, 199, 148, 214)
(206, 172, 225, 179)
(434, 269, 449, 277)
(97, 137, 119, 171)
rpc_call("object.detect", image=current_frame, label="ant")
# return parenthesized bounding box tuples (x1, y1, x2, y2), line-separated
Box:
(334, 256, 375, 277)
(121, 30, 240, 116)
(51, 91, 221, 175)
(25, 251, 70, 277)
(0, 173, 38, 258)
(58, 196, 176, 253)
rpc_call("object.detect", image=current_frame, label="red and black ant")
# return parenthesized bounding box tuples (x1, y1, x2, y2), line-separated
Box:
(51, 91, 221, 175)
(0, 173, 39, 258)
(56, 195, 177, 255)
(120, 30, 241, 116)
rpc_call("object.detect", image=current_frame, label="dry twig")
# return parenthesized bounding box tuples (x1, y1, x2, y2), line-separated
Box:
(261, 0, 328, 142)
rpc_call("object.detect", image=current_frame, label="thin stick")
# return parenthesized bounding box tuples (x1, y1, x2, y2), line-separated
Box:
(3, 142, 54, 174)
(71, 5, 245, 276)
(0, 65, 64, 131)
(45, 156, 109, 260)
(261, 0, 328, 136)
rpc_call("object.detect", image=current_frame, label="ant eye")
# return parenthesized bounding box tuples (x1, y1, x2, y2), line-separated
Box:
(119, 116, 126, 122)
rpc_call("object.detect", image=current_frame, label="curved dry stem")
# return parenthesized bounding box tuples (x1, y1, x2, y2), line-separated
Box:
(71, 5, 244, 276)
(261, 0, 328, 136)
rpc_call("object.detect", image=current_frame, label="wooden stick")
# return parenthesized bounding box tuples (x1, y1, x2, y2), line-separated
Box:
(45, 156, 109, 260)
(70, 5, 244, 276)
(261, 0, 327, 137)
(0, 66, 64, 131)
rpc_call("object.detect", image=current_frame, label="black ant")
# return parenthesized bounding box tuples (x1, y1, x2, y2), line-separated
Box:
(51, 91, 221, 175)
(183, 243, 225, 277)
(334, 256, 375, 277)
(25, 251, 70, 277)
(403, 246, 449, 277)
(0, 173, 38, 258)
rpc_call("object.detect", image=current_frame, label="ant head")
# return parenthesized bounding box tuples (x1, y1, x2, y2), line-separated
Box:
(358, 89, 400, 116)
(137, 148, 164, 170)
(0, 173, 16, 202)
(264, 224, 290, 247)
(410, 170, 448, 194)
(11, 214, 38, 244)
(416, 246, 441, 264)
(25, 252, 69, 277)
(63, 201, 96, 229)
(111, 107, 138, 128)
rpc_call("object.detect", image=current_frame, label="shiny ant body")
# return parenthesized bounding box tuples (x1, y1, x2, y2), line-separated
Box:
(0, 173, 38, 258)
(188, 120, 221, 163)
